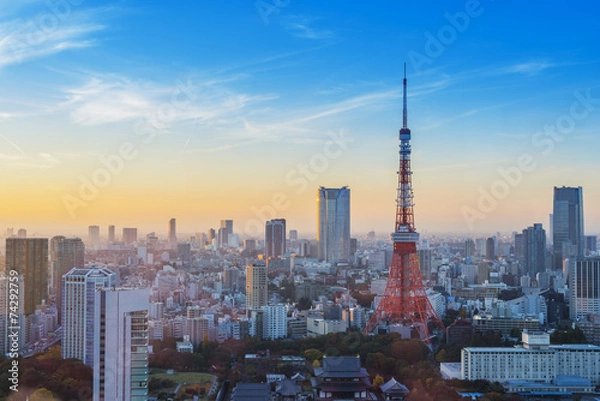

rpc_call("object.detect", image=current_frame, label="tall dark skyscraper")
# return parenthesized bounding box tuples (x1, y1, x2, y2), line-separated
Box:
(317, 186, 350, 263)
(50, 236, 85, 322)
(169, 218, 177, 249)
(265, 218, 286, 259)
(521, 223, 547, 278)
(6, 238, 48, 315)
(553, 186, 584, 269)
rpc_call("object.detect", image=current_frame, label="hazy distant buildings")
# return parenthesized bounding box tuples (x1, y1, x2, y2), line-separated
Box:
(6, 238, 48, 316)
(246, 264, 267, 310)
(62, 267, 116, 366)
(265, 219, 286, 259)
(317, 186, 350, 264)
(218, 220, 233, 248)
(88, 225, 100, 245)
(93, 288, 148, 401)
(122, 227, 138, 245)
(553, 186, 584, 269)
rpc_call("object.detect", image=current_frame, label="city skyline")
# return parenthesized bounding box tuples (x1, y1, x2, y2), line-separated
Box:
(1, 1, 600, 236)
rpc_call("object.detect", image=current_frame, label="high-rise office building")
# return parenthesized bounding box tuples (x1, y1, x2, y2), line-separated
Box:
(108, 225, 115, 243)
(17, 228, 26, 238)
(569, 257, 600, 321)
(585, 235, 598, 255)
(521, 224, 547, 278)
(6, 238, 48, 315)
(465, 239, 475, 258)
(223, 267, 240, 291)
(265, 218, 286, 259)
(62, 267, 116, 366)
(553, 186, 584, 270)
(93, 288, 148, 401)
(246, 264, 267, 310)
(51, 236, 85, 322)
(218, 220, 233, 248)
(88, 225, 100, 245)
(122, 227, 138, 245)
(317, 186, 351, 263)
(485, 237, 496, 260)
(169, 218, 177, 249)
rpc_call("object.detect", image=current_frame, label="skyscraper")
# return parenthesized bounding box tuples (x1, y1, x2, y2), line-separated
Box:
(521, 224, 547, 278)
(553, 186, 584, 269)
(93, 288, 148, 401)
(122, 227, 138, 245)
(265, 218, 286, 259)
(218, 220, 233, 248)
(168, 218, 177, 249)
(51, 236, 85, 322)
(108, 225, 115, 243)
(5, 238, 48, 315)
(88, 225, 100, 245)
(62, 267, 116, 366)
(317, 186, 351, 263)
(569, 257, 600, 320)
(246, 264, 267, 310)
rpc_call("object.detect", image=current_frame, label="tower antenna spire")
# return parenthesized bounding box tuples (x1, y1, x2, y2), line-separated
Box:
(403, 62, 407, 129)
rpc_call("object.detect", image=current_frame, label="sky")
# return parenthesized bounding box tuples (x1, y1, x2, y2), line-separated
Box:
(1, 0, 600, 239)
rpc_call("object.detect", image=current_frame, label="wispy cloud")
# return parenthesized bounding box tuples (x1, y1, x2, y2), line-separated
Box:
(0, 7, 106, 68)
(490, 61, 556, 76)
(60, 72, 279, 128)
(184, 89, 395, 153)
(280, 15, 335, 41)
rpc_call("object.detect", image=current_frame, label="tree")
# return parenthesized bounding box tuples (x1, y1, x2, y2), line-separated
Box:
(29, 388, 55, 401)
(372, 374, 384, 389)
(312, 359, 321, 368)
(304, 349, 323, 361)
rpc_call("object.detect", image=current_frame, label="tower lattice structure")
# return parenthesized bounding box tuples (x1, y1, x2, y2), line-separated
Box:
(364, 65, 444, 343)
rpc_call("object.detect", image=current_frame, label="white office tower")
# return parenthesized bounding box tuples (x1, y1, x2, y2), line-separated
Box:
(570, 257, 600, 321)
(93, 288, 149, 401)
(261, 304, 287, 340)
(62, 267, 116, 365)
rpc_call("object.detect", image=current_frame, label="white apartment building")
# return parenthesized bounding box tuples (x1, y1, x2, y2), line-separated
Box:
(62, 267, 116, 366)
(461, 330, 600, 387)
(93, 288, 149, 401)
(262, 304, 287, 340)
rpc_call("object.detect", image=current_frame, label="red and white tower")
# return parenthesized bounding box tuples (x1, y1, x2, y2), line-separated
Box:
(364, 65, 444, 343)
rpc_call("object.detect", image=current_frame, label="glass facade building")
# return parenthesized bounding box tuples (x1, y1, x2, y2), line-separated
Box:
(317, 186, 350, 263)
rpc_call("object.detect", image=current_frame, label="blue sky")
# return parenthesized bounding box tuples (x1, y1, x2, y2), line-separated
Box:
(1, 0, 600, 238)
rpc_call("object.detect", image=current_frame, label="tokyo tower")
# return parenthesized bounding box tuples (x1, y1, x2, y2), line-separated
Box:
(363, 64, 444, 343)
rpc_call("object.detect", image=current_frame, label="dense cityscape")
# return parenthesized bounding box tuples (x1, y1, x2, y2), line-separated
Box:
(2, 2, 600, 401)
